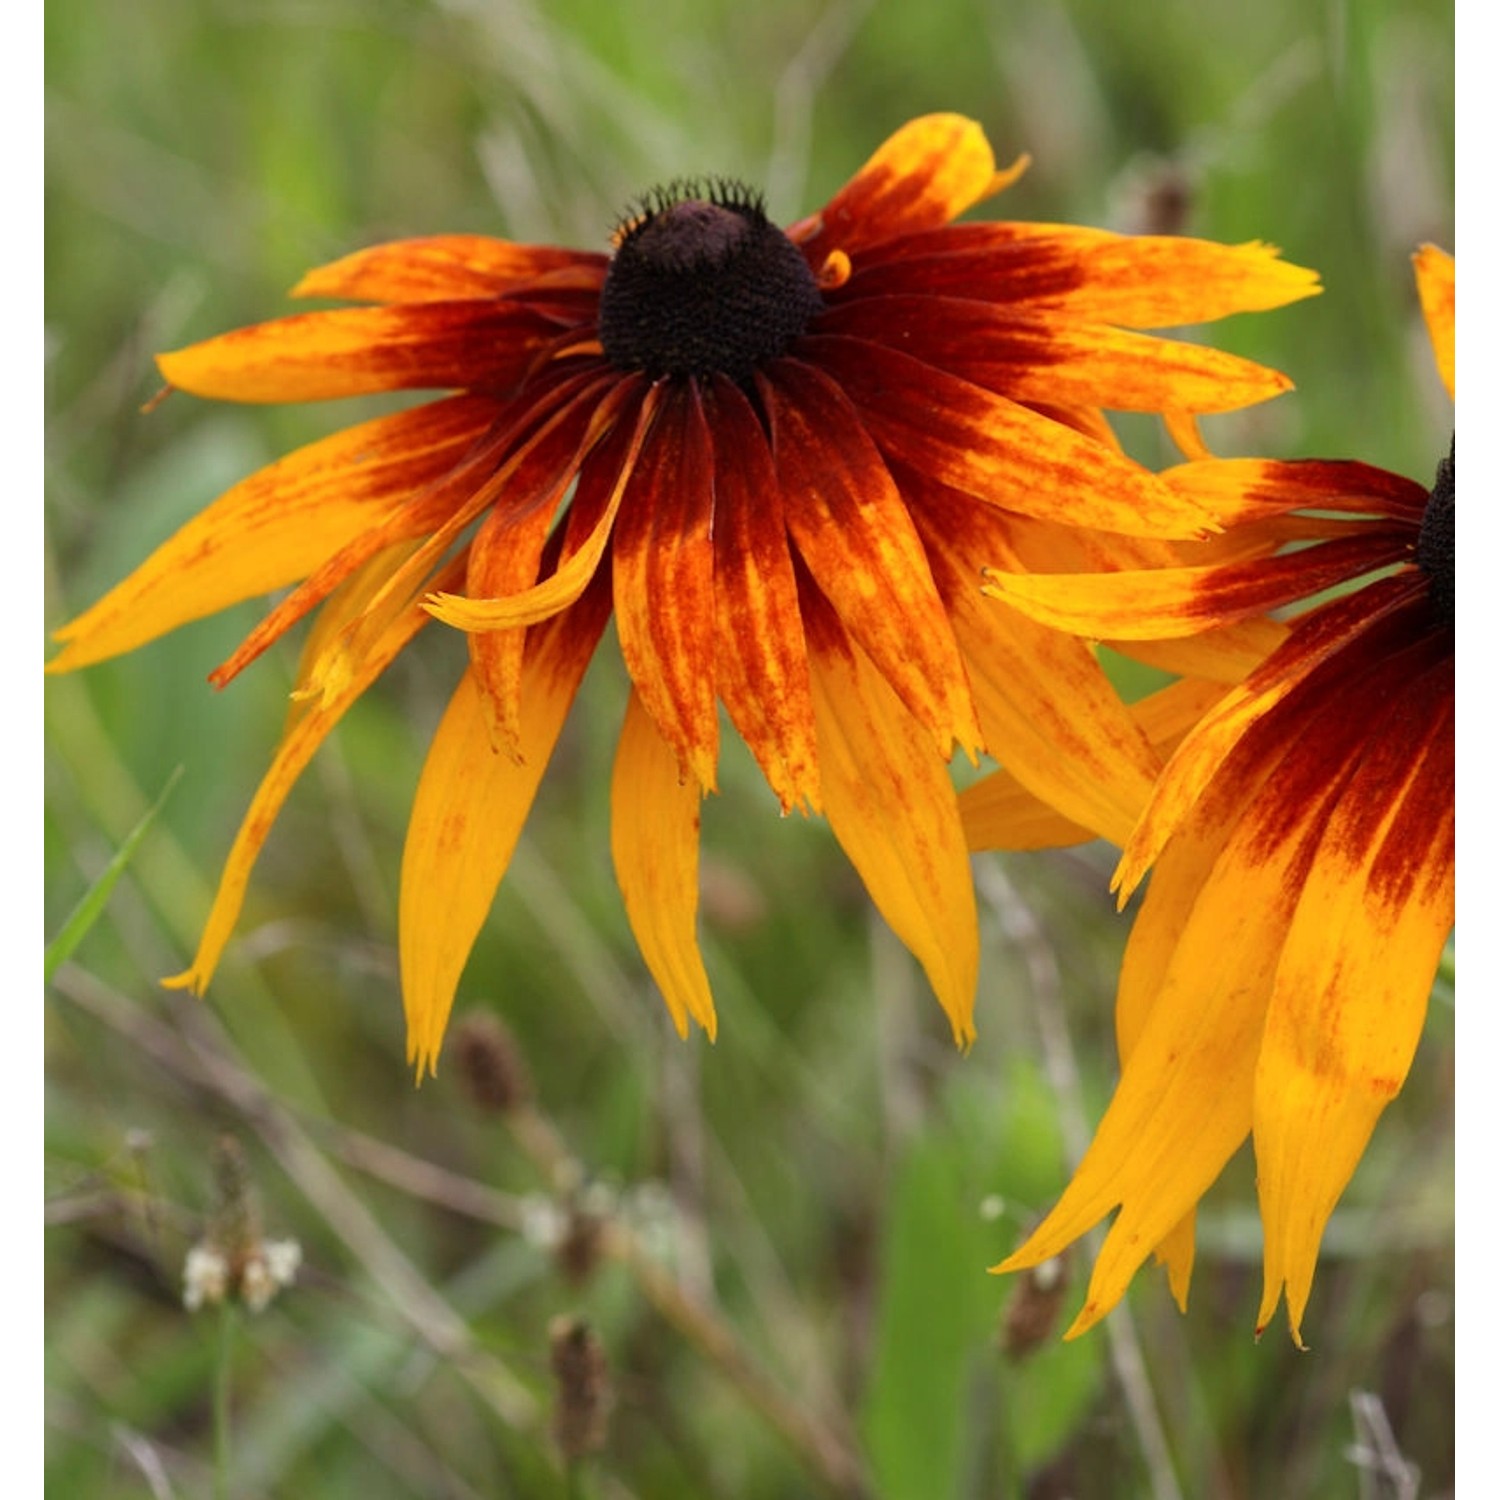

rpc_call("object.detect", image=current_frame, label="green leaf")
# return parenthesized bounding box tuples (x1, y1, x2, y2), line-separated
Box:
(44, 765, 184, 982)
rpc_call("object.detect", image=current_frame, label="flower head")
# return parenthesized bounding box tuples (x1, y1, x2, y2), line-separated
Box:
(979, 247, 1455, 1344)
(47, 115, 1319, 1078)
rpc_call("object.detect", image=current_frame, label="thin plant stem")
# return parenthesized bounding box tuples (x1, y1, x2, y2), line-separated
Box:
(214, 1300, 237, 1500)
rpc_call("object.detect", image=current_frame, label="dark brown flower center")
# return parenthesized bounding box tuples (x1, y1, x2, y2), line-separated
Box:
(598, 180, 822, 383)
(1416, 436, 1454, 624)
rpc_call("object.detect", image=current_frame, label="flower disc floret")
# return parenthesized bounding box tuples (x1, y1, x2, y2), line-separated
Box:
(598, 180, 823, 382)
(1416, 438, 1454, 624)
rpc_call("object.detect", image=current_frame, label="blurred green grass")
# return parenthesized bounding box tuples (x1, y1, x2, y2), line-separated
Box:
(46, 0, 1453, 1495)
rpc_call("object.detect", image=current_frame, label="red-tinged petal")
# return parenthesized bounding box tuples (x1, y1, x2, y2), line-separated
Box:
(400, 580, 612, 1081)
(157, 302, 570, 404)
(817, 297, 1294, 414)
(292, 237, 606, 304)
(761, 358, 981, 760)
(1116, 576, 1426, 899)
(611, 383, 719, 791)
(803, 336, 1213, 539)
(609, 688, 718, 1040)
(46, 395, 497, 673)
(162, 560, 461, 997)
(791, 115, 1018, 260)
(908, 484, 1161, 846)
(1412, 245, 1455, 399)
(1254, 660, 1454, 1343)
(427, 378, 659, 632)
(981, 532, 1414, 641)
(701, 376, 821, 814)
(1163, 457, 1428, 526)
(1023, 401, 1123, 451)
(803, 588, 979, 1045)
(848, 231, 1320, 325)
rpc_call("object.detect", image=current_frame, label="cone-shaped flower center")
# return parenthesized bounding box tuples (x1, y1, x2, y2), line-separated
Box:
(599, 181, 823, 383)
(1416, 436, 1454, 624)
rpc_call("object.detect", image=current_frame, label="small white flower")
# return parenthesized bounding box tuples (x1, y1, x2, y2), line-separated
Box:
(183, 1244, 230, 1312)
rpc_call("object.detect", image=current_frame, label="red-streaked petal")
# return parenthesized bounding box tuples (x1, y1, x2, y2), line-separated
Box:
(846, 230, 1321, 325)
(427, 377, 659, 631)
(611, 383, 719, 791)
(157, 302, 569, 403)
(791, 114, 1019, 259)
(701, 376, 821, 814)
(1116, 576, 1427, 899)
(981, 532, 1414, 640)
(609, 689, 719, 1040)
(293, 237, 607, 303)
(803, 587, 979, 1045)
(1163, 457, 1428, 526)
(802, 336, 1213, 539)
(817, 297, 1294, 414)
(46, 395, 497, 673)
(1412, 244, 1455, 399)
(400, 579, 612, 1081)
(761, 358, 981, 760)
(161, 559, 461, 997)
(1254, 660, 1454, 1343)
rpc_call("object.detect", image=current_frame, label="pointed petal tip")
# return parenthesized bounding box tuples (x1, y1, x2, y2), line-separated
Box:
(161, 969, 204, 995)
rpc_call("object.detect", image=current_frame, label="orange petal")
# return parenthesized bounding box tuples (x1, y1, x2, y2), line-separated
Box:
(399, 579, 612, 1081)
(1412, 245, 1455, 399)
(293, 237, 606, 303)
(818, 297, 1295, 414)
(850, 229, 1320, 325)
(611, 383, 719, 792)
(804, 336, 1213, 539)
(910, 489, 1161, 846)
(46, 395, 496, 673)
(981, 531, 1413, 641)
(792, 114, 1021, 258)
(1254, 658, 1454, 1343)
(1105, 617, 1288, 686)
(701, 376, 820, 814)
(426, 377, 658, 633)
(157, 302, 566, 404)
(609, 689, 719, 1040)
(162, 561, 460, 996)
(803, 588, 979, 1045)
(761, 358, 981, 761)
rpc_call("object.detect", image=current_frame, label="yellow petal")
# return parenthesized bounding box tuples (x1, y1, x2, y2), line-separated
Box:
(162, 566, 454, 996)
(1254, 665, 1454, 1343)
(46, 396, 495, 673)
(400, 585, 611, 1081)
(1412, 245, 1455, 400)
(805, 593, 979, 1045)
(609, 689, 718, 1040)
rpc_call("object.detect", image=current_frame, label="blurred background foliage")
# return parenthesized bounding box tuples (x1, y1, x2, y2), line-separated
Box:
(45, 0, 1454, 1494)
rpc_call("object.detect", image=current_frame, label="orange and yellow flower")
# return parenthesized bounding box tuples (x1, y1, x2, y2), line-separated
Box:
(980, 246, 1454, 1343)
(47, 115, 1318, 1078)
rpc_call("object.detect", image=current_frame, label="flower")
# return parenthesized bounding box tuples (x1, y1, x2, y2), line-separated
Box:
(980, 246, 1454, 1344)
(47, 115, 1319, 1078)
